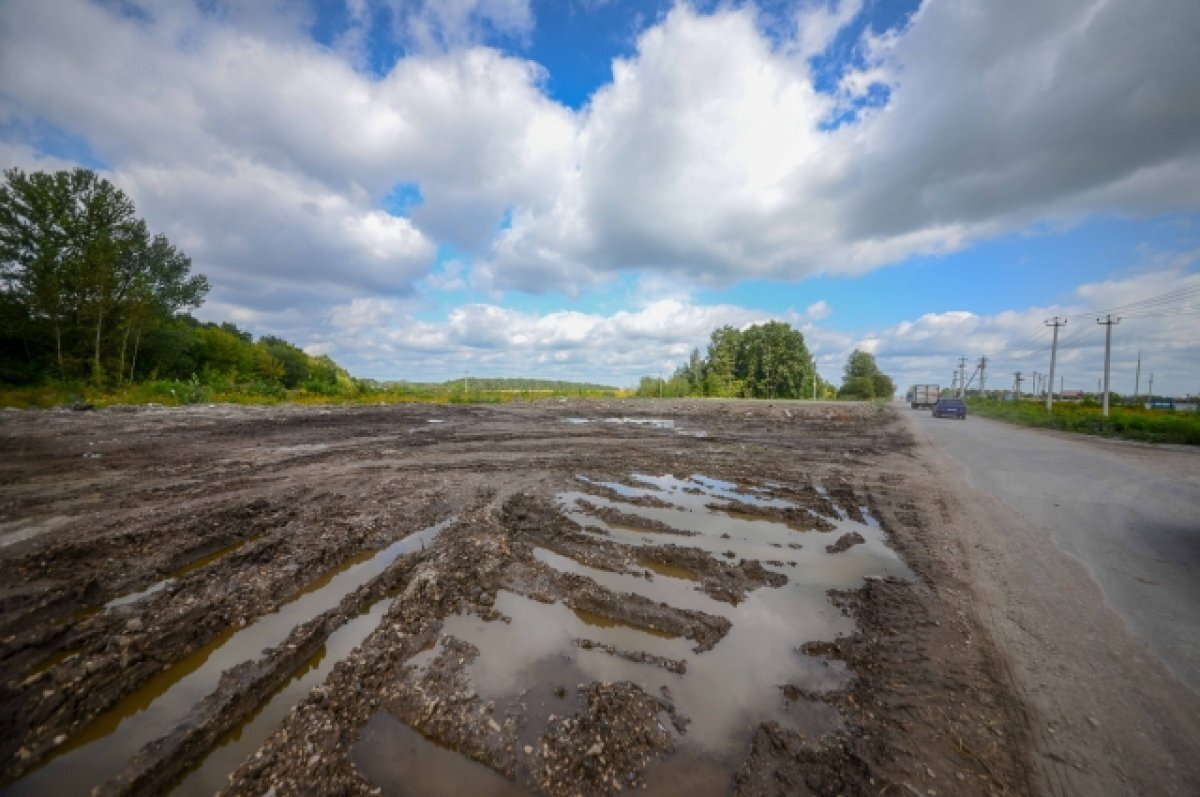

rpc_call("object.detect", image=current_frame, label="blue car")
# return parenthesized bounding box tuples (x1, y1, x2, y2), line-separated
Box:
(932, 397, 967, 419)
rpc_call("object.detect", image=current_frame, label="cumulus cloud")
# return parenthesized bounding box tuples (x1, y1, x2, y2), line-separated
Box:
(0, 0, 570, 307)
(390, 0, 534, 51)
(2, 0, 1199, 387)
(863, 264, 1200, 396)
(487, 0, 1200, 291)
(313, 296, 842, 383)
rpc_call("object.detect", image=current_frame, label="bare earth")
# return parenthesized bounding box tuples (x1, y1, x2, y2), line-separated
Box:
(0, 400, 1195, 796)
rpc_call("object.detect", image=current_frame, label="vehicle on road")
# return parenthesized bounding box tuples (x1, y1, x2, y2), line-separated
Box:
(910, 384, 940, 409)
(932, 397, 967, 419)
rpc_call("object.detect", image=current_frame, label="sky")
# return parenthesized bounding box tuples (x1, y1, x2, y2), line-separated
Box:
(2, 0, 1199, 395)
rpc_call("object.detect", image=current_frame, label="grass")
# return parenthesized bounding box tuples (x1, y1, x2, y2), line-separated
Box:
(966, 398, 1200, 445)
(0, 379, 628, 410)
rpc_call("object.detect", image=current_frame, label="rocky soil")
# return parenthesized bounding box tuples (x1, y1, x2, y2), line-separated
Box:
(0, 399, 1036, 795)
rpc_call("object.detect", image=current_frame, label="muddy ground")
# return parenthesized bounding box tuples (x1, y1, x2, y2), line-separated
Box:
(0, 399, 1039, 796)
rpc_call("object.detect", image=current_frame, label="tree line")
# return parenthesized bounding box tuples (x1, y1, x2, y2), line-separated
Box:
(0, 168, 349, 394)
(636, 321, 894, 400)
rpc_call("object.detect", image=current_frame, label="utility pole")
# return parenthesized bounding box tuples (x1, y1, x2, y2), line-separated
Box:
(979, 356, 988, 397)
(958, 357, 968, 397)
(1148, 373, 1154, 401)
(1097, 314, 1120, 417)
(1134, 351, 1141, 402)
(1031, 371, 1040, 399)
(1045, 317, 1066, 412)
(1014, 371, 1023, 401)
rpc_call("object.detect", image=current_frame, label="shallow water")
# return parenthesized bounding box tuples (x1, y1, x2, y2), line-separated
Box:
(353, 711, 530, 797)
(4, 520, 451, 797)
(171, 597, 395, 796)
(369, 474, 911, 790)
(0, 515, 73, 548)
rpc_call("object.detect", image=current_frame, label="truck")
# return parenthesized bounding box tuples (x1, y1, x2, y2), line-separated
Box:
(910, 384, 940, 409)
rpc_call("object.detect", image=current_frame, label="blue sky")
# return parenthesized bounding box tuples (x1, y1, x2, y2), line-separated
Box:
(2, 0, 1199, 394)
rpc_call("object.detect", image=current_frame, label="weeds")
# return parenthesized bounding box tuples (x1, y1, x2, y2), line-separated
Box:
(967, 399, 1200, 445)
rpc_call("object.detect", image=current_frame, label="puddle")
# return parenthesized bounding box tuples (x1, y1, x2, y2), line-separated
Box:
(603, 417, 675, 428)
(105, 536, 263, 611)
(377, 474, 911, 790)
(23, 649, 81, 681)
(273, 443, 330, 454)
(570, 606, 679, 639)
(534, 548, 718, 616)
(6, 519, 452, 797)
(171, 597, 396, 796)
(352, 711, 530, 797)
(0, 515, 73, 548)
(558, 478, 912, 588)
(639, 559, 699, 582)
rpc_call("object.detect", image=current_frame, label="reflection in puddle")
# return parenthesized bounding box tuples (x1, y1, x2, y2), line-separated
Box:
(639, 559, 699, 582)
(391, 474, 910, 790)
(353, 712, 530, 797)
(171, 597, 395, 796)
(571, 606, 679, 639)
(534, 548, 718, 615)
(6, 519, 452, 797)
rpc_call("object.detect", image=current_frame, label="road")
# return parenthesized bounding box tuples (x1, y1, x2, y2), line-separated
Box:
(911, 407, 1200, 692)
(905, 406, 1200, 795)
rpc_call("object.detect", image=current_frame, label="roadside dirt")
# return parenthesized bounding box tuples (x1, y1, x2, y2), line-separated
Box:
(0, 399, 1043, 795)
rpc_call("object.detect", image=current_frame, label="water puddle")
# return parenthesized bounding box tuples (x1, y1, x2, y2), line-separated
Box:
(23, 649, 81, 682)
(5, 519, 452, 797)
(570, 606, 679, 639)
(561, 417, 681, 431)
(0, 515, 73, 548)
(534, 548, 719, 616)
(639, 559, 699, 582)
(171, 597, 395, 796)
(375, 474, 911, 790)
(105, 536, 263, 612)
(353, 711, 530, 797)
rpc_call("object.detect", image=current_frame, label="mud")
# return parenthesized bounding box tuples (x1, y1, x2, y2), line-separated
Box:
(0, 399, 1035, 795)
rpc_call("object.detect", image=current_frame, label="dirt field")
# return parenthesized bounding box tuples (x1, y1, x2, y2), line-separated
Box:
(0, 399, 1042, 796)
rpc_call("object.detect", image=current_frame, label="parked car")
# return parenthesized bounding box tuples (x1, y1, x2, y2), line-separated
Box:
(932, 397, 967, 419)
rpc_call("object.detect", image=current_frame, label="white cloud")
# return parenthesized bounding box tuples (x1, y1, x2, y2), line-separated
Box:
(390, 0, 534, 51)
(0, 0, 570, 306)
(864, 265, 1200, 397)
(2, 0, 1199, 391)
(791, 0, 863, 60)
(311, 296, 844, 383)
(487, 1, 1200, 292)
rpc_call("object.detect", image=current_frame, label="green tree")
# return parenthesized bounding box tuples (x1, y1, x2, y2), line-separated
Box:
(704, 326, 743, 397)
(0, 168, 208, 384)
(838, 349, 895, 400)
(740, 321, 811, 399)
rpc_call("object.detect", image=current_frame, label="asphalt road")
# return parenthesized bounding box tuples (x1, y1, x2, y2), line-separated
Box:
(908, 405, 1200, 695)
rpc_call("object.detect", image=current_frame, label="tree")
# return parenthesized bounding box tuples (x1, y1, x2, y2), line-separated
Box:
(639, 322, 824, 400)
(0, 168, 208, 383)
(838, 349, 895, 400)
